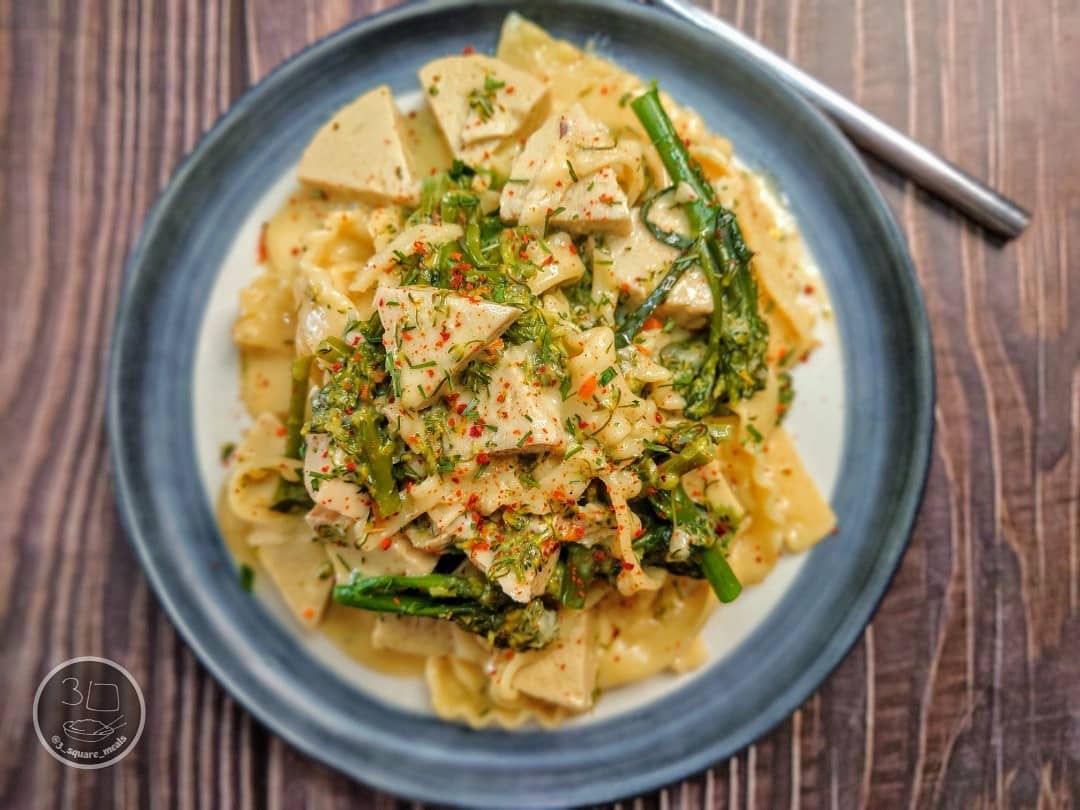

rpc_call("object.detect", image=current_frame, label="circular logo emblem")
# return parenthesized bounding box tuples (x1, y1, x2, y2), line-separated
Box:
(33, 657, 145, 769)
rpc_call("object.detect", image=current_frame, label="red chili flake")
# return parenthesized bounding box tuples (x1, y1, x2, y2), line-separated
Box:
(578, 374, 597, 399)
(462, 45, 475, 55)
(620, 561, 636, 571)
(506, 86, 515, 94)
(450, 252, 463, 261)
(643, 316, 663, 331)
(413, 240, 428, 255)
(568, 243, 578, 255)
(475, 452, 490, 465)
(654, 412, 663, 424)
(331, 361, 343, 372)
(275, 426, 286, 437)
(468, 424, 483, 438)
(542, 254, 555, 266)
(345, 461, 356, 472)
(804, 284, 815, 294)
(320, 466, 330, 473)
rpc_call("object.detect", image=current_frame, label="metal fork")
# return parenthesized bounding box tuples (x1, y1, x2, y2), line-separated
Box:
(647, 0, 1030, 238)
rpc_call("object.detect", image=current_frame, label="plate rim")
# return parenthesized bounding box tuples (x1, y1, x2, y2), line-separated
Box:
(107, 0, 935, 805)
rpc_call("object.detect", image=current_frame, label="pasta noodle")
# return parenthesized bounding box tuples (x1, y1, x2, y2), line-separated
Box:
(218, 13, 836, 727)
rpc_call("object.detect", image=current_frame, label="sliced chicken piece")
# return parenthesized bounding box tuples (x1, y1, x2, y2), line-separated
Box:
(500, 104, 640, 235)
(403, 503, 470, 552)
(302, 434, 373, 521)
(419, 55, 547, 160)
(469, 540, 561, 604)
(304, 504, 354, 541)
(298, 86, 418, 205)
(350, 223, 463, 293)
(328, 534, 438, 581)
(376, 285, 521, 409)
(548, 166, 631, 235)
(470, 343, 567, 454)
(512, 608, 597, 710)
(520, 231, 585, 295)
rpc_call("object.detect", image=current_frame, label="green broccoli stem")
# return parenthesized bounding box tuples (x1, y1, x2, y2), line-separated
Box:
(656, 431, 715, 481)
(333, 591, 484, 621)
(631, 87, 715, 233)
(699, 544, 742, 603)
(353, 404, 401, 518)
(333, 573, 558, 651)
(283, 356, 312, 459)
(614, 252, 695, 349)
(559, 544, 597, 609)
(270, 356, 314, 514)
(631, 85, 767, 415)
(339, 573, 485, 600)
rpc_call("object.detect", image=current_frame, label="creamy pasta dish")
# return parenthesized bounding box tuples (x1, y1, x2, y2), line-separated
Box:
(221, 15, 836, 727)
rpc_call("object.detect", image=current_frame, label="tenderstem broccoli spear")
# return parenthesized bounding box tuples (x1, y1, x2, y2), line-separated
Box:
(271, 356, 315, 513)
(628, 85, 769, 418)
(633, 424, 743, 603)
(334, 572, 558, 651)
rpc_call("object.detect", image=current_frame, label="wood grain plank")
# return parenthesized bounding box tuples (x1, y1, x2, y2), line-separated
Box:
(0, 0, 1076, 808)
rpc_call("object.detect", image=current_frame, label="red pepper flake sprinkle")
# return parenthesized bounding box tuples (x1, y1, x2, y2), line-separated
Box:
(468, 424, 483, 438)
(643, 316, 663, 331)
(475, 452, 490, 465)
(275, 426, 286, 437)
(380, 537, 393, 551)
(578, 374, 597, 399)
(462, 45, 475, 55)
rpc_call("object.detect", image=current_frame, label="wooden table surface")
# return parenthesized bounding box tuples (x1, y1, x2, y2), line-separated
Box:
(2, 0, 1077, 807)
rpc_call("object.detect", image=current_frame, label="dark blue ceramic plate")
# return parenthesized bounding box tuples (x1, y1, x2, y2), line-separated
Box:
(108, 0, 933, 806)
